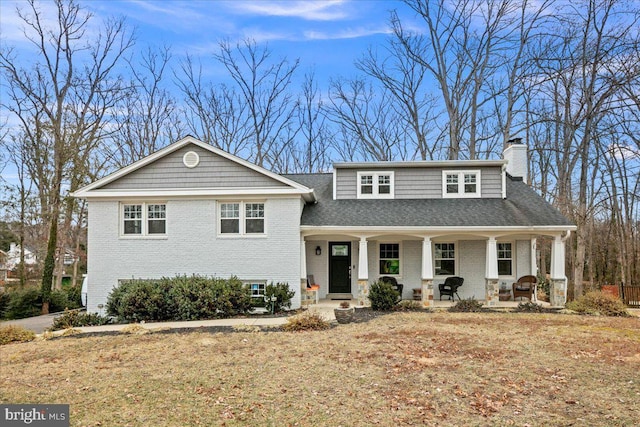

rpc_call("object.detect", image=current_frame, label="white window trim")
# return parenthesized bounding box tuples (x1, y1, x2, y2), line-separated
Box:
(497, 241, 515, 278)
(442, 170, 481, 198)
(357, 171, 395, 199)
(434, 242, 457, 277)
(217, 201, 267, 237)
(119, 202, 167, 239)
(244, 280, 267, 299)
(378, 242, 402, 278)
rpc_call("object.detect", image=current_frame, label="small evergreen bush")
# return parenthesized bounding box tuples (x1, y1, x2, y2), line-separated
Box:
(566, 291, 629, 317)
(515, 301, 546, 313)
(49, 288, 82, 313)
(282, 311, 331, 331)
(49, 309, 111, 331)
(264, 282, 295, 313)
(0, 325, 36, 345)
(368, 280, 399, 311)
(3, 286, 41, 319)
(0, 291, 11, 318)
(449, 298, 483, 312)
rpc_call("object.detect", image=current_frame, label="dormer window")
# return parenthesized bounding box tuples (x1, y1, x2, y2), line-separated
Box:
(357, 171, 394, 199)
(442, 170, 481, 198)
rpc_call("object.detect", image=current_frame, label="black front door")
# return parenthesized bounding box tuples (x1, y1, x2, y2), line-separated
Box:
(329, 242, 351, 294)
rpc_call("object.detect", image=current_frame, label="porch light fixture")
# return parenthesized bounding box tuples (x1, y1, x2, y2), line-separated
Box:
(315, 246, 322, 256)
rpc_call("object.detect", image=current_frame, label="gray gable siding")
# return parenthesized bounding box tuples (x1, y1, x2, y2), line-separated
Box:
(335, 166, 502, 200)
(99, 144, 288, 190)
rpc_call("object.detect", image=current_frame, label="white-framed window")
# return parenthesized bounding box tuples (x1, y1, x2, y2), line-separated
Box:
(219, 201, 265, 236)
(246, 281, 266, 299)
(121, 202, 166, 237)
(357, 171, 394, 199)
(442, 170, 481, 198)
(434, 243, 456, 275)
(497, 242, 513, 276)
(379, 243, 401, 275)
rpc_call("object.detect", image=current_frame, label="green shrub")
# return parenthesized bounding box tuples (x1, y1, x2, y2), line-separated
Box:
(282, 311, 331, 332)
(264, 282, 295, 313)
(3, 286, 41, 319)
(107, 278, 169, 322)
(0, 325, 36, 345)
(515, 301, 546, 313)
(0, 291, 10, 318)
(368, 280, 399, 311)
(49, 309, 111, 331)
(106, 275, 254, 322)
(449, 298, 483, 312)
(49, 288, 82, 313)
(566, 291, 629, 317)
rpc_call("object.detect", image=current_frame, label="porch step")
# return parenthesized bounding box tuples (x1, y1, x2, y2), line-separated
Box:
(326, 293, 353, 300)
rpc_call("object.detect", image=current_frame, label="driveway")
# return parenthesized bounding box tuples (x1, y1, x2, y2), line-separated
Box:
(0, 313, 59, 334)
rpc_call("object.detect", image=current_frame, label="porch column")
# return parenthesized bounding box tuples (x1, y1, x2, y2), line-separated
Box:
(357, 237, 369, 306)
(421, 236, 434, 307)
(550, 233, 568, 306)
(300, 238, 307, 284)
(530, 238, 538, 276)
(485, 236, 499, 306)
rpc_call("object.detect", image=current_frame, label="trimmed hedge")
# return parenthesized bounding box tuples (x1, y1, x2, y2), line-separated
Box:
(106, 275, 259, 322)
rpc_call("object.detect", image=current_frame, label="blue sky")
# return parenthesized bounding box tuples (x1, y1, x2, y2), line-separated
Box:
(0, 0, 412, 87)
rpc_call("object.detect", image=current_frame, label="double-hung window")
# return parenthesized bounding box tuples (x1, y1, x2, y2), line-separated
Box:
(443, 170, 481, 198)
(497, 243, 513, 276)
(379, 243, 400, 275)
(435, 243, 455, 275)
(122, 203, 166, 236)
(219, 202, 265, 236)
(357, 171, 394, 199)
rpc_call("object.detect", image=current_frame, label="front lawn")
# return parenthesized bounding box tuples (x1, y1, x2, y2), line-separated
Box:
(1, 312, 639, 426)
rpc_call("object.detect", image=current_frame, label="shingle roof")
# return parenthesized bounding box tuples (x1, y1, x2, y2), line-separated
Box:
(284, 173, 574, 228)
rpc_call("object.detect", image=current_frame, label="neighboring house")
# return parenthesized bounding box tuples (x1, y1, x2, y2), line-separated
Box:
(5, 243, 37, 271)
(73, 136, 575, 313)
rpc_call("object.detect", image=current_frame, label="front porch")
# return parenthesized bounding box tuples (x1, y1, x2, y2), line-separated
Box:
(300, 231, 570, 309)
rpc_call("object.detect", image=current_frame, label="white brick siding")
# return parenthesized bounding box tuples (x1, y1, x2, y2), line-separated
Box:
(86, 198, 302, 313)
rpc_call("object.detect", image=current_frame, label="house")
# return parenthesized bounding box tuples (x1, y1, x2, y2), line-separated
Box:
(4, 243, 37, 271)
(73, 136, 575, 313)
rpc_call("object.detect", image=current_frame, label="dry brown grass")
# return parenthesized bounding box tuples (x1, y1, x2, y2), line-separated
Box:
(1, 312, 639, 426)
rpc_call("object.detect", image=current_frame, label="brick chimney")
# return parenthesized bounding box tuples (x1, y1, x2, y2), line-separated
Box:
(503, 138, 528, 184)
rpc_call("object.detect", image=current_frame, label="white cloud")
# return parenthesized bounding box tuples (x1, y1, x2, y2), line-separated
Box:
(228, 0, 349, 21)
(304, 25, 391, 40)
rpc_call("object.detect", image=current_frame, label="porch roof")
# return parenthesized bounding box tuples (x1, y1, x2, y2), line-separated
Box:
(284, 173, 575, 229)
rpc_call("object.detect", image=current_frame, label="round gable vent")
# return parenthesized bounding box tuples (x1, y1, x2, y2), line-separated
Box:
(183, 151, 200, 168)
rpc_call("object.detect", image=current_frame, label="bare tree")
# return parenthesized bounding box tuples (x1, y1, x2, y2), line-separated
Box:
(292, 71, 332, 173)
(393, 0, 518, 159)
(327, 78, 406, 161)
(110, 45, 183, 168)
(356, 43, 441, 160)
(530, 0, 640, 297)
(0, 0, 134, 312)
(177, 55, 254, 156)
(214, 39, 301, 170)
